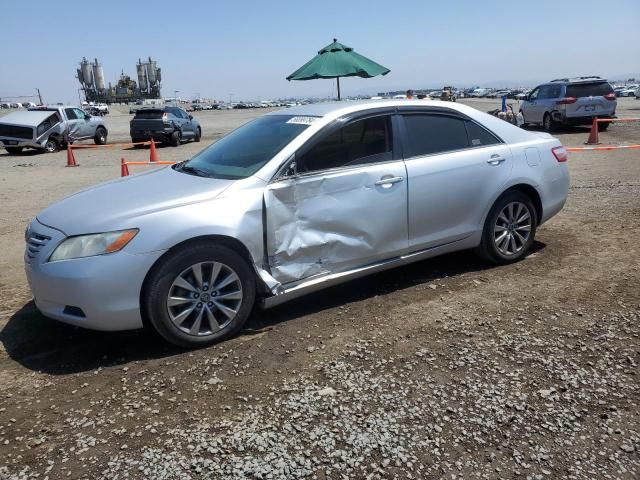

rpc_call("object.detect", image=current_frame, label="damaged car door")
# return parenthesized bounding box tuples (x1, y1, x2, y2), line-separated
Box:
(264, 113, 408, 285)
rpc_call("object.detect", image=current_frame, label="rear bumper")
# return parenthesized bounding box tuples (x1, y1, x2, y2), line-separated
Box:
(1, 137, 43, 150)
(552, 111, 615, 125)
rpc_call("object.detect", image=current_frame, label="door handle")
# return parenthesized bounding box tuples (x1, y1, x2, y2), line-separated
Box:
(375, 175, 404, 187)
(487, 155, 506, 166)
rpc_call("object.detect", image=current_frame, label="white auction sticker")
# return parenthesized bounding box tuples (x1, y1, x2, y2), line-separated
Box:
(286, 116, 319, 125)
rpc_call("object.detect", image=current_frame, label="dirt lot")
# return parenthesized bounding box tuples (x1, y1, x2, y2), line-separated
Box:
(0, 98, 638, 479)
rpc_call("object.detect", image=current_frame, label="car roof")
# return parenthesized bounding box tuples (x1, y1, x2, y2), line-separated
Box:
(266, 99, 493, 119)
(549, 76, 608, 84)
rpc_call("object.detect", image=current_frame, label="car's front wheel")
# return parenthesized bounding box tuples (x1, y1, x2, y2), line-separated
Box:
(144, 243, 256, 348)
(43, 137, 60, 153)
(94, 127, 107, 145)
(477, 191, 538, 264)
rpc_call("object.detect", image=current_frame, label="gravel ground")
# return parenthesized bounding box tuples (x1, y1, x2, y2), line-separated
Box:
(0, 98, 639, 479)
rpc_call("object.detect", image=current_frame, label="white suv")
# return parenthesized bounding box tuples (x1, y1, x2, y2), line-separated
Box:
(520, 77, 616, 131)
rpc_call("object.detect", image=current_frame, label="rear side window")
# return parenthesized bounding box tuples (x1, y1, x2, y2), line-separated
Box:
(465, 121, 500, 147)
(402, 114, 469, 157)
(37, 113, 61, 136)
(64, 108, 77, 120)
(297, 116, 392, 173)
(566, 82, 614, 97)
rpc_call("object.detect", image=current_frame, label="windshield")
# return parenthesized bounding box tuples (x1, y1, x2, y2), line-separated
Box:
(177, 114, 314, 179)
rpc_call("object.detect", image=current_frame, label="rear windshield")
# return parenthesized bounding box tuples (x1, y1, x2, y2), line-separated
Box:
(178, 115, 314, 179)
(566, 82, 614, 97)
(134, 109, 164, 119)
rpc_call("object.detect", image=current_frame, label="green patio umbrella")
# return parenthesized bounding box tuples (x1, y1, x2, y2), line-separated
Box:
(286, 39, 390, 100)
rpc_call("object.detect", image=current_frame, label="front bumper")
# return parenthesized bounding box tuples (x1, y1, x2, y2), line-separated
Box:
(25, 219, 166, 331)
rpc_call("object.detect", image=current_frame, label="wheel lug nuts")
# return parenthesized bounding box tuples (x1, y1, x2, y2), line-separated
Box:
(197, 303, 202, 308)
(203, 286, 208, 291)
(207, 302, 213, 307)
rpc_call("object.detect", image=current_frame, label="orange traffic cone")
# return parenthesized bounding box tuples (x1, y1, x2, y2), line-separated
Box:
(120, 158, 129, 177)
(65, 145, 78, 167)
(585, 117, 599, 145)
(149, 138, 158, 162)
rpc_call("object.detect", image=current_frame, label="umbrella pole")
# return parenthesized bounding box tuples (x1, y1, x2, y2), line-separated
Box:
(336, 77, 341, 100)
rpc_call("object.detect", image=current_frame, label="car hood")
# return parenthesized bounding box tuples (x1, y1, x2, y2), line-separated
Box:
(37, 166, 234, 235)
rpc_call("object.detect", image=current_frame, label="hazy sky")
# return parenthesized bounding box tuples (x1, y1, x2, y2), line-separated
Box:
(1, 0, 638, 103)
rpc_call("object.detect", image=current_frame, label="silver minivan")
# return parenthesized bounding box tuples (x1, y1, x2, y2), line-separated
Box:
(520, 77, 616, 132)
(25, 100, 569, 348)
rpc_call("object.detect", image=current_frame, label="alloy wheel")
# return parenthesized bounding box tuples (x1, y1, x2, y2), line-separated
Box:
(166, 261, 243, 336)
(493, 202, 532, 256)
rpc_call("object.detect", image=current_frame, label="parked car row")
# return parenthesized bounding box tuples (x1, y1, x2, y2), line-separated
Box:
(613, 84, 639, 97)
(1, 102, 38, 109)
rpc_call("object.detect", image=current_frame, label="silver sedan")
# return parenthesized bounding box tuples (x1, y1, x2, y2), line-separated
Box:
(25, 100, 569, 347)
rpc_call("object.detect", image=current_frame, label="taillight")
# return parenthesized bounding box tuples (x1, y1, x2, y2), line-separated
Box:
(162, 112, 168, 122)
(604, 93, 616, 101)
(552, 146, 567, 162)
(556, 97, 577, 105)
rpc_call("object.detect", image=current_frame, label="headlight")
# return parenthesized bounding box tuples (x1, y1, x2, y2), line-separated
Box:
(49, 229, 138, 262)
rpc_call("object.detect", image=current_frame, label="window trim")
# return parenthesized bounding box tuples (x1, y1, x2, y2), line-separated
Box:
(271, 108, 401, 182)
(396, 111, 504, 161)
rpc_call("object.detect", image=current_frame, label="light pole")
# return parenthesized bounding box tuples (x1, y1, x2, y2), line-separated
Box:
(174, 90, 180, 104)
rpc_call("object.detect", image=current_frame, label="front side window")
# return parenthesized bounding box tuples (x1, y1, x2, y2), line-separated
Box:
(402, 114, 469, 157)
(179, 114, 313, 179)
(297, 115, 392, 173)
(73, 108, 87, 119)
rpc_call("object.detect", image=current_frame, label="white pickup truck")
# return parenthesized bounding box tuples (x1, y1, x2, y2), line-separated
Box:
(0, 106, 108, 154)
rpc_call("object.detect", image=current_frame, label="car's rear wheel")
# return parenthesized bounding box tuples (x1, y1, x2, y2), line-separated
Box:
(477, 191, 538, 264)
(144, 243, 256, 348)
(542, 113, 556, 132)
(94, 127, 107, 145)
(5, 146, 23, 155)
(43, 137, 60, 153)
(170, 130, 181, 147)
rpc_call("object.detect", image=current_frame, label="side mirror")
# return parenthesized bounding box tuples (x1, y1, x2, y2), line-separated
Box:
(188, 115, 193, 120)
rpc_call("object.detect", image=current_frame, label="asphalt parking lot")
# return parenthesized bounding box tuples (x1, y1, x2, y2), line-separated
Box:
(0, 98, 638, 479)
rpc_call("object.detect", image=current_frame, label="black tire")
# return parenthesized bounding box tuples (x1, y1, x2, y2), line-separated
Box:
(542, 113, 556, 132)
(477, 190, 538, 264)
(94, 127, 107, 145)
(144, 243, 256, 348)
(43, 137, 60, 153)
(5, 146, 23, 155)
(194, 127, 201, 142)
(597, 122, 609, 132)
(169, 130, 181, 147)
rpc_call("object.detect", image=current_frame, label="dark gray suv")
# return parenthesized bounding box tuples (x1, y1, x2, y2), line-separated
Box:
(520, 77, 616, 131)
(130, 106, 201, 146)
